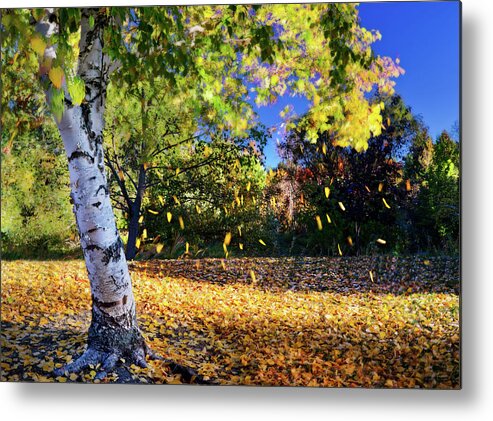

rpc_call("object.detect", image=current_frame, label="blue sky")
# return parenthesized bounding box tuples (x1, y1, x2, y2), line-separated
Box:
(257, 1, 460, 168)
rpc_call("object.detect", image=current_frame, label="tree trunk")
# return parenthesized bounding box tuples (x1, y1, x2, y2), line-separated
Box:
(33, 8, 149, 376)
(125, 166, 146, 260)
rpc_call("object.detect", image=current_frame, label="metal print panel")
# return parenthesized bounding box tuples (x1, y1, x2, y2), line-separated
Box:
(1, 1, 460, 388)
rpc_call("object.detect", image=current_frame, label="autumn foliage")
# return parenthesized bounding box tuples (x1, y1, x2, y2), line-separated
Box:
(1, 259, 459, 387)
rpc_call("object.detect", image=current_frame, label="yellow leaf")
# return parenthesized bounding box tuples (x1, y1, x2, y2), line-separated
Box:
(69, 373, 78, 381)
(322, 143, 327, 155)
(382, 198, 391, 209)
(378, 182, 383, 192)
(259, 239, 266, 246)
(237, 226, 242, 236)
(138, 215, 144, 223)
(156, 243, 164, 253)
(135, 238, 141, 249)
(173, 195, 180, 205)
(178, 216, 185, 230)
(315, 215, 323, 231)
(185, 242, 189, 254)
(142, 229, 147, 239)
(239, 243, 244, 250)
(49, 66, 64, 89)
(338, 243, 342, 256)
(324, 186, 330, 198)
(158, 195, 165, 206)
(175, 168, 180, 176)
(30, 36, 47, 56)
(250, 270, 257, 283)
(338, 202, 346, 211)
(369, 271, 374, 282)
(347, 236, 353, 246)
(195, 204, 201, 214)
(246, 181, 251, 192)
(167, 212, 172, 223)
(148, 209, 158, 215)
(118, 169, 124, 180)
(376, 238, 386, 244)
(224, 232, 232, 246)
(326, 214, 331, 224)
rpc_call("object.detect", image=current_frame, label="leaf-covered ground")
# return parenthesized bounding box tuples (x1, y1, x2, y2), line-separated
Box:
(1, 257, 459, 388)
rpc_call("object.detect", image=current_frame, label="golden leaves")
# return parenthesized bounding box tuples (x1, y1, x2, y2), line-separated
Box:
(1, 258, 459, 387)
(48, 66, 64, 89)
(324, 186, 330, 198)
(167, 212, 173, 223)
(382, 198, 391, 209)
(315, 215, 323, 231)
(30, 36, 47, 56)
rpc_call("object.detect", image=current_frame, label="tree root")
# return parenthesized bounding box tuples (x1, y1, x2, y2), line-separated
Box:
(53, 342, 214, 384)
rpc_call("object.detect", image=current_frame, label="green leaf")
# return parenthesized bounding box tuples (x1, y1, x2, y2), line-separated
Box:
(89, 15, 95, 29)
(67, 76, 85, 106)
(51, 88, 65, 122)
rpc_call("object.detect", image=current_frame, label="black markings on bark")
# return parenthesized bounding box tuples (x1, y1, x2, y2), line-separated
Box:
(92, 201, 102, 208)
(110, 274, 128, 292)
(89, 176, 97, 181)
(87, 227, 100, 233)
(101, 237, 123, 264)
(95, 184, 109, 196)
(68, 150, 95, 163)
(85, 244, 103, 251)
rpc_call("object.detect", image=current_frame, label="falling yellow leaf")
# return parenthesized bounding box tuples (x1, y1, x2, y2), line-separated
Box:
(175, 168, 180, 176)
(259, 239, 266, 246)
(406, 179, 411, 191)
(315, 215, 323, 231)
(237, 226, 242, 236)
(138, 215, 144, 223)
(246, 181, 251, 192)
(173, 195, 180, 205)
(118, 169, 124, 180)
(347, 236, 353, 246)
(148, 209, 158, 215)
(365, 185, 371, 193)
(376, 238, 387, 244)
(250, 270, 257, 283)
(322, 143, 327, 155)
(135, 238, 141, 249)
(378, 183, 384, 192)
(49, 66, 64, 89)
(195, 204, 201, 214)
(338, 202, 346, 211)
(324, 186, 330, 198)
(158, 195, 165, 206)
(369, 271, 374, 282)
(326, 214, 332, 224)
(167, 212, 172, 223)
(185, 242, 189, 254)
(221, 260, 226, 270)
(178, 216, 185, 230)
(337, 243, 342, 256)
(224, 232, 232, 246)
(382, 198, 391, 209)
(30, 36, 47, 56)
(156, 243, 164, 253)
(239, 243, 244, 250)
(142, 229, 147, 239)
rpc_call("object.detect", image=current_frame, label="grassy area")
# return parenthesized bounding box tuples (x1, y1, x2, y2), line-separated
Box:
(1, 258, 459, 387)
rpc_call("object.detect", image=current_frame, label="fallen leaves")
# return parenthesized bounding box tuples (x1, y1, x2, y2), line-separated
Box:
(1, 257, 459, 388)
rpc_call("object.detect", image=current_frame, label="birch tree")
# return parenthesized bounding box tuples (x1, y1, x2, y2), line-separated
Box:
(1, 4, 402, 379)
